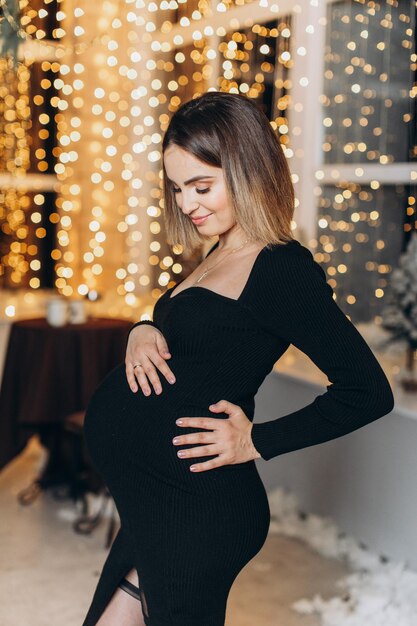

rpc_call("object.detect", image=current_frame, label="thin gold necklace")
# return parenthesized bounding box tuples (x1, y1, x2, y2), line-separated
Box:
(193, 238, 250, 285)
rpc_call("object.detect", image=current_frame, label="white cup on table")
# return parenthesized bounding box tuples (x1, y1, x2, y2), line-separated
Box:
(68, 299, 87, 324)
(46, 297, 68, 327)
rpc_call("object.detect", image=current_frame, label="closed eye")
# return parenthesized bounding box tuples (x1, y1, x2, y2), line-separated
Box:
(172, 187, 210, 194)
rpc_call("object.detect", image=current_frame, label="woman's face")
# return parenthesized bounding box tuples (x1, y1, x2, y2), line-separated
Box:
(163, 145, 235, 235)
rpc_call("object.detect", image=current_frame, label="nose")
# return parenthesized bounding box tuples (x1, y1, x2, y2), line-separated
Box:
(181, 197, 200, 216)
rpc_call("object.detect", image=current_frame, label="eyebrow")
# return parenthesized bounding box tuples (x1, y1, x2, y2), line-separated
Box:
(169, 175, 215, 186)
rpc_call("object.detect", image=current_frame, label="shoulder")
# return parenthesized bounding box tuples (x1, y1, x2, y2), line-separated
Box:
(264, 239, 313, 262)
(245, 239, 337, 339)
(261, 239, 329, 288)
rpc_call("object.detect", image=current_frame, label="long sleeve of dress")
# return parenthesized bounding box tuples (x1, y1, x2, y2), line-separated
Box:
(250, 242, 395, 461)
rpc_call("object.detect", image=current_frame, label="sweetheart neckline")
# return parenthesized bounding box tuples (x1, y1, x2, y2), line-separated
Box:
(167, 243, 270, 303)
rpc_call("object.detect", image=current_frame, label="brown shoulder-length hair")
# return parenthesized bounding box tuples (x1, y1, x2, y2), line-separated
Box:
(162, 91, 295, 252)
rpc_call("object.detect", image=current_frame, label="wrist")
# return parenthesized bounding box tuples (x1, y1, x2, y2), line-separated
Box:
(249, 422, 262, 459)
(127, 320, 160, 342)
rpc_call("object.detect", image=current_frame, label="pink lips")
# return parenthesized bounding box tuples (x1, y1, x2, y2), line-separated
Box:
(191, 214, 212, 224)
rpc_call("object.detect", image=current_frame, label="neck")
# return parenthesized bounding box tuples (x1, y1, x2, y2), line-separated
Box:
(216, 227, 250, 251)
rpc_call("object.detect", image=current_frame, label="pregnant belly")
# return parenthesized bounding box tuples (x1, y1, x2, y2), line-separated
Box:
(84, 361, 256, 491)
(84, 362, 178, 473)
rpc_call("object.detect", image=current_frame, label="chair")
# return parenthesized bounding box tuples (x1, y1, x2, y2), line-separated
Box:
(17, 410, 118, 548)
(63, 410, 118, 549)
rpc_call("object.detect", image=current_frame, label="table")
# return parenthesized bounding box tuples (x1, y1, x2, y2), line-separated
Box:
(0, 316, 132, 471)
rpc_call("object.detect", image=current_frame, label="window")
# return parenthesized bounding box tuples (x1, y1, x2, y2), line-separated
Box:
(317, 0, 416, 322)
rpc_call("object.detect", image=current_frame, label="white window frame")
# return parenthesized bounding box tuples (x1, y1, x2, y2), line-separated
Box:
(153, 0, 328, 243)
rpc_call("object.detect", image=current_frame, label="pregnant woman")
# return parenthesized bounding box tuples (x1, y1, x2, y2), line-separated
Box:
(82, 91, 394, 626)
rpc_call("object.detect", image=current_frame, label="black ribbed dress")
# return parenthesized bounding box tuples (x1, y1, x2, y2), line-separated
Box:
(81, 238, 394, 626)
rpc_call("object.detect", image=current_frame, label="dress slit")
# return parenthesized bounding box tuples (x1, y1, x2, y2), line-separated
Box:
(118, 576, 142, 601)
(82, 525, 138, 626)
(139, 585, 150, 620)
(117, 570, 152, 624)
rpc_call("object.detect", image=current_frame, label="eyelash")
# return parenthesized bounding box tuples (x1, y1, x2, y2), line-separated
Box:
(172, 187, 210, 194)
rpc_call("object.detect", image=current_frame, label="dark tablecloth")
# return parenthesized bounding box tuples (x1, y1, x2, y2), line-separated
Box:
(0, 316, 132, 471)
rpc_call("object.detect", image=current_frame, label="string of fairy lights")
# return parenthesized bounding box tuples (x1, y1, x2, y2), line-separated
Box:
(0, 0, 416, 320)
(314, 0, 416, 320)
(0, 0, 125, 53)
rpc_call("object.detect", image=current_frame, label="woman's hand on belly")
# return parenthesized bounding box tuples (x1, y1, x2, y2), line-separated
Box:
(172, 400, 262, 472)
(126, 325, 176, 395)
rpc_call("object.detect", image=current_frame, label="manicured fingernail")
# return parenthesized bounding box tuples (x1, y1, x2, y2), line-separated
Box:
(169, 377, 175, 384)
(176, 419, 183, 425)
(190, 465, 196, 471)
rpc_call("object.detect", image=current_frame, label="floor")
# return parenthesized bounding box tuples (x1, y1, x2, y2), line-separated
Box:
(0, 436, 352, 626)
